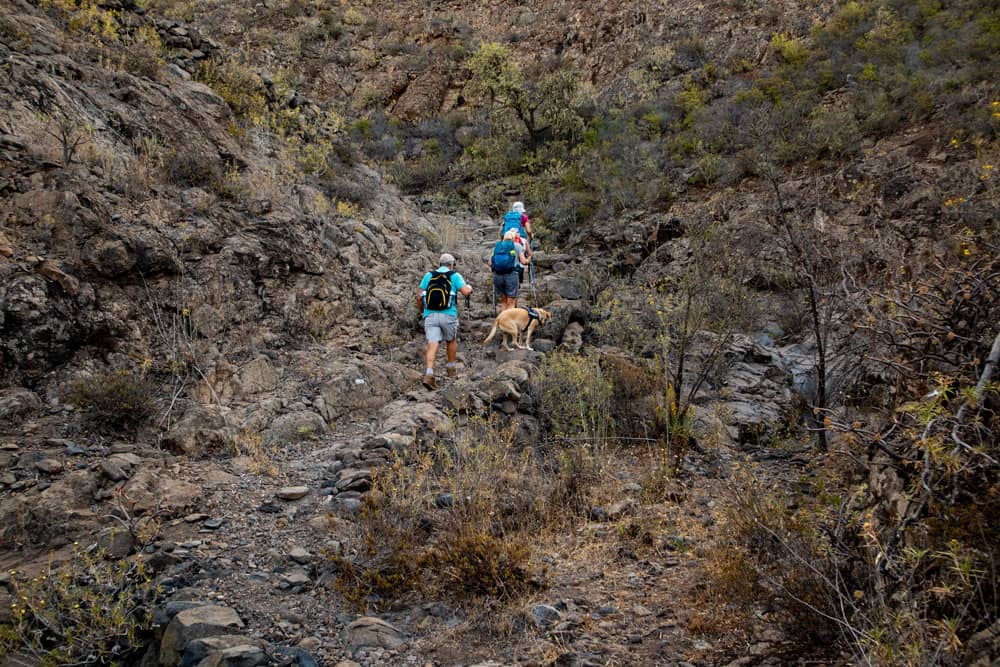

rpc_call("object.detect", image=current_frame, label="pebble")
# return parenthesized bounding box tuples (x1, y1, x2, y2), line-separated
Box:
(632, 604, 654, 616)
(288, 547, 312, 564)
(184, 513, 209, 523)
(203, 518, 224, 530)
(277, 486, 310, 500)
(35, 458, 63, 474)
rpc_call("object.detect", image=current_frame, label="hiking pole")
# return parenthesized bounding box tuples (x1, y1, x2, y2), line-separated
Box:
(529, 237, 536, 305)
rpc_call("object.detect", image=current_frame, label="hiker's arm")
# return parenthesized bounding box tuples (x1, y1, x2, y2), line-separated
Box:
(458, 284, 473, 297)
(522, 215, 533, 238)
(415, 287, 425, 310)
(517, 248, 530, 265)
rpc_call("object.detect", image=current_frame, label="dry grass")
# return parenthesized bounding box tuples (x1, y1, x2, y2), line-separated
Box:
(230, 428, 279, 476)
(332, 415, 607, 611)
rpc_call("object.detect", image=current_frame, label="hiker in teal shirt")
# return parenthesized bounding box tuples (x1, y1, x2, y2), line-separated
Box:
(417, 253, 472, 390)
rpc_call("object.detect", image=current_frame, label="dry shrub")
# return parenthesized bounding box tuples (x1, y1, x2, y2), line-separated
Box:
(334, 416, 596, 609)
(164, 148, 222, 189)
(533, 352, 613, 447)
(706, 470, 841, 647)
(65, 369, 156, 435)
(599, 350, 660, 441)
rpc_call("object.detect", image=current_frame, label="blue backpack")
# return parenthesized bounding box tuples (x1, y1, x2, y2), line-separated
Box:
(491, 240, 517, 274)
(501, 210, 524, 237)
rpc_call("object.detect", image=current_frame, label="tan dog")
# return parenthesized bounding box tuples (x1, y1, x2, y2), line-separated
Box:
(483, 307, 552, 351)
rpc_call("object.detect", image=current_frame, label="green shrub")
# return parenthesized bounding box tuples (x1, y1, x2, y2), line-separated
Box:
(534, 352, 613, 446)
(806, 103, 862, 159)
(196, 57, 268, 124)
(770, 32, 809, 66)
(65, 369, 156, 434)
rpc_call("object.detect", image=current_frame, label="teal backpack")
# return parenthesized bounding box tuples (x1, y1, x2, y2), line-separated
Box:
(492, 240, 517, 274)
(501, 211, 524, 237)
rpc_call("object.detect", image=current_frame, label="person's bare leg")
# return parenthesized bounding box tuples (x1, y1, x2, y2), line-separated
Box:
(425, 341, 439, 371)
(445, 338, 458, 377)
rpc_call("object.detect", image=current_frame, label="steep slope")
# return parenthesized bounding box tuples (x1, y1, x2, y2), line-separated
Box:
(1, 0, 998, 665)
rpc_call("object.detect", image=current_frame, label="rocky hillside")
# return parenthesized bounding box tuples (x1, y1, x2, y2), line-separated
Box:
(1, 0, 998, 665)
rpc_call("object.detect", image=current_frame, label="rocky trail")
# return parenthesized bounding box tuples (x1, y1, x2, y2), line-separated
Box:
(142, 215, 812, 665)
(0, 208, 821, 666)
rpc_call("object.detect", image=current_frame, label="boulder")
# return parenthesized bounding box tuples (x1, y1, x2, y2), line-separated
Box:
(235, 356, 279, 396)
(159, 605, 244, 667)
(182, 635, 269, 667)
(277, 486, 310, 500)
(100, 453, 142, 482)
(163, 405, 229, 457)
(123, 467, 201, 516)
(0, 470, 100, 545)
(263, 411, 327, 445)
(560, 322, 584, 354)
(543, 299, 590, 345)
(318, 358, 414, 423)
(344, 616, 406, 651)
(83, 235, 135, 277)
(96, 527, 136, 559)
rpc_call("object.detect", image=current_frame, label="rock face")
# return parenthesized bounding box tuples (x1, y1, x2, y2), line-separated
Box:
(0, 388, 42, 428)
(0, 470, 99, 545)
(0, 274, 95, 376)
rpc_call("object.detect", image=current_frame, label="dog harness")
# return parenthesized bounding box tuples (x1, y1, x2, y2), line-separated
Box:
(522, 306, 540, 322)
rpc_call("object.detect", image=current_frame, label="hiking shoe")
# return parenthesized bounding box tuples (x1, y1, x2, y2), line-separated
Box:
(446, 367, 457, 378)
(422, 374, 437, 390)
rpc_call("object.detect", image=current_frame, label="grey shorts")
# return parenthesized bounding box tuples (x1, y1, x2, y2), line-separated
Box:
(493, 271, 519, 298)
(424, 312, 459, 343)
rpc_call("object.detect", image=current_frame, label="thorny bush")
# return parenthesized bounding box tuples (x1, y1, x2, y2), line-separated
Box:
(0, 547, 159, 666)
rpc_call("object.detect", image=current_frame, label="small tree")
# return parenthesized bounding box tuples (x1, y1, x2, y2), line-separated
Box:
(736, 104, 849, 450)
(37, 108, 93, 167)
(467, 42, 583, 148)
(652, 242, 757, 472)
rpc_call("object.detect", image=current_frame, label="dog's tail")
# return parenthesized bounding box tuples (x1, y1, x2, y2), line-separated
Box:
(483, 319, 499, 345)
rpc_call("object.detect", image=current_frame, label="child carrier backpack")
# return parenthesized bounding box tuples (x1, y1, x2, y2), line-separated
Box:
(492, 240, 517, 274)
(501, 210, 524, 236)
(424, 270, 455, 310)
